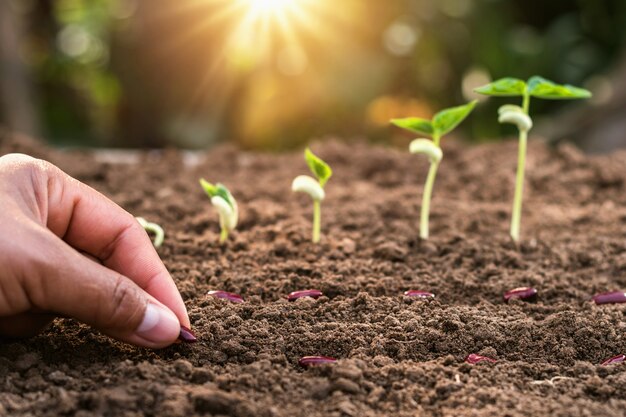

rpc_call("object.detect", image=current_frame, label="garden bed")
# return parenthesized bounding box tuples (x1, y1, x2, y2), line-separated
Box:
(1, 131, 626, 416)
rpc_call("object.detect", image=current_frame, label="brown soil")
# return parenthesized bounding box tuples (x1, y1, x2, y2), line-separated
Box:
(1, 130, 626, 417)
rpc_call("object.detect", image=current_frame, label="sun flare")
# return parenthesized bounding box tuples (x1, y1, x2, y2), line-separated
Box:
(246, 0, 300, 17)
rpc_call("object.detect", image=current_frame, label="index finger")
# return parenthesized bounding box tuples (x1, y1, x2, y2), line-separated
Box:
(37, 161, 190, 328)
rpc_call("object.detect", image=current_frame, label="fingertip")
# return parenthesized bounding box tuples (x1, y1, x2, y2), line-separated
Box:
(131, 302, 181, 348)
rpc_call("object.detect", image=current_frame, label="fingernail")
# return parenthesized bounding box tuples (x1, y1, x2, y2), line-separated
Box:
(136, 303, 180, 344)
(178, 325, 197, 343)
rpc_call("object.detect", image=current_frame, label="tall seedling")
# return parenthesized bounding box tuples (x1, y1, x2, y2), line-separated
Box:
(391, 101, 477, 239)
(475, 76, 591, 242)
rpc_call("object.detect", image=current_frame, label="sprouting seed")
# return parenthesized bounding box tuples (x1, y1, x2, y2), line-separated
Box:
(292, 148, 332, 243)
(391, 101, 476, 239)
(288, 289, 323, 302)
(136, 217, 165, 248)
(207, 290, 244, 303)
(593, 291, 626, 305)
(199, 179, 238, 244)
(298, 356, 337, 368)
(403, 290, 435, 299)
(465, 353, 497, 364)
(503, 287, 538, 303)
(475, 76, 591, 242)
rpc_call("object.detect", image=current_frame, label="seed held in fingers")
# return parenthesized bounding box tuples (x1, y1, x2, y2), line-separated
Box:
(593, 291, 626, 305)
(178, 326, 197, 343)
(504, 287, 538, 303)
(403, 290, 435, 299)
(288, 289, 323, 302)
(298, 356, 337, 368)
(601, 354, 625, 366)
(207, 290, 244, 303)
(465, 353, 497, 364)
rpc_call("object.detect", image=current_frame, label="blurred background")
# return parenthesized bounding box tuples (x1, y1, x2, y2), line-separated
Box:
(1, 0, 625, 152)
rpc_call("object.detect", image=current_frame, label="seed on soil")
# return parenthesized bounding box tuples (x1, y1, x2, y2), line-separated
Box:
(298, 356, 337, 368)
(403, 290, 435, 299)
(178, 326, 197, 343)
(593, 291, 626, 305)
(601, 354, 625, 366)
(504, 287, 538, 302)
(465, 354, 497, 364)
(288, 289, 323, 301)
(207, 290, 244, 303)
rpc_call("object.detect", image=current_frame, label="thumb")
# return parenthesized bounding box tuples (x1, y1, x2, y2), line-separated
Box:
(26, 235, 184, 348)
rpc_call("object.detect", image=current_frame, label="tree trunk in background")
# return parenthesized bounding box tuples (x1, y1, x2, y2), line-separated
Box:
(0, 1, 39, 138)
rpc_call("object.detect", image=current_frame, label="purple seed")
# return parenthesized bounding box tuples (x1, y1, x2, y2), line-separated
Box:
(288, 289, 323, 302)
(207, 290, 244, 303)
(403, 290, 435, 299)
(178, 325, 197, 343)
(298, 356, 337, 368)
(465, 353, 497, 364)
(601, 354, 625, 366)
(593, 291, 626, 305)
(504, 287, 538, 303)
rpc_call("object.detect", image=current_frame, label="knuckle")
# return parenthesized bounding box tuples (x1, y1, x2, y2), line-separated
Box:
(0, 153, 54, 178)
(106, 275, 144, 330)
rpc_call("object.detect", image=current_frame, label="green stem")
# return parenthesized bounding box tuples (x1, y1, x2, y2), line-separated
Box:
(510, 129, 527, 242)
(312, 200, 321, 243)
(522, 92, 530, 113)
(219, 227, 229, 244)
(420, 161, 439, 240)
(510, 92, 531, 243)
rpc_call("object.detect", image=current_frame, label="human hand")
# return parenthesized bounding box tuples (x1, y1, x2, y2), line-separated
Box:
(0, 153, 192, 348)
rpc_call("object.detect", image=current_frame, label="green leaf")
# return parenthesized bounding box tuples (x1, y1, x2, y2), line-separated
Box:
(214, 184, 235, 209)
(390, 117, 434, 136)
(305, 148, 332, 187)
(200, 179, 235, 209)
(200, 178, 217, 197)
(432, 100, 477, 136)
(526, 76, 592, 100)
(474, 78, 526, 96)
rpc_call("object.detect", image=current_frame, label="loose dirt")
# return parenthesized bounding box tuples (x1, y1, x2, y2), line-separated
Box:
(1, 130, 626, 416)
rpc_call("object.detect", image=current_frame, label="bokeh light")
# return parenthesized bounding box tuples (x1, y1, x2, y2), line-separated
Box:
(1, 0, 626, 151)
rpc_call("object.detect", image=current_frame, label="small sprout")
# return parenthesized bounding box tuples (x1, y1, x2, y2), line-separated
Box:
(391, 101, 476, 239)
(292, 148, 332, 243)
(503, 287, 538, 303)
(207, 290, 244, 303)
(178, 325, 197, 343)
(403, 290, 435, 299)
(199, 179, 238, 244)
(288, 289, 323, 301)
(601, 354, 625, 366)
(593, 291, 626, 305)
(298, 356, 337, 368)
(475, 76, 591, 242)
(465, 353, 497, 364)
(136, 217, 165, 248)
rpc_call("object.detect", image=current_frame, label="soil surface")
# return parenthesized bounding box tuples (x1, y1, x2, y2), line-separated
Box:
(1, 130, 626, 417)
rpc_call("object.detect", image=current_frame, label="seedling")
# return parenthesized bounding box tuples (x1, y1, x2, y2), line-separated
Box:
(391, 101, 477, 239)
(199, 179, 238, 243)
(291, 148, 332, 243)
(475, 76, 591, 242)
(136, 217, 164, 248)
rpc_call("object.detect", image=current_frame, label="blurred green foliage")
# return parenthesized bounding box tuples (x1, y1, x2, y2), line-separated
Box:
(5, 0, 626, 148)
